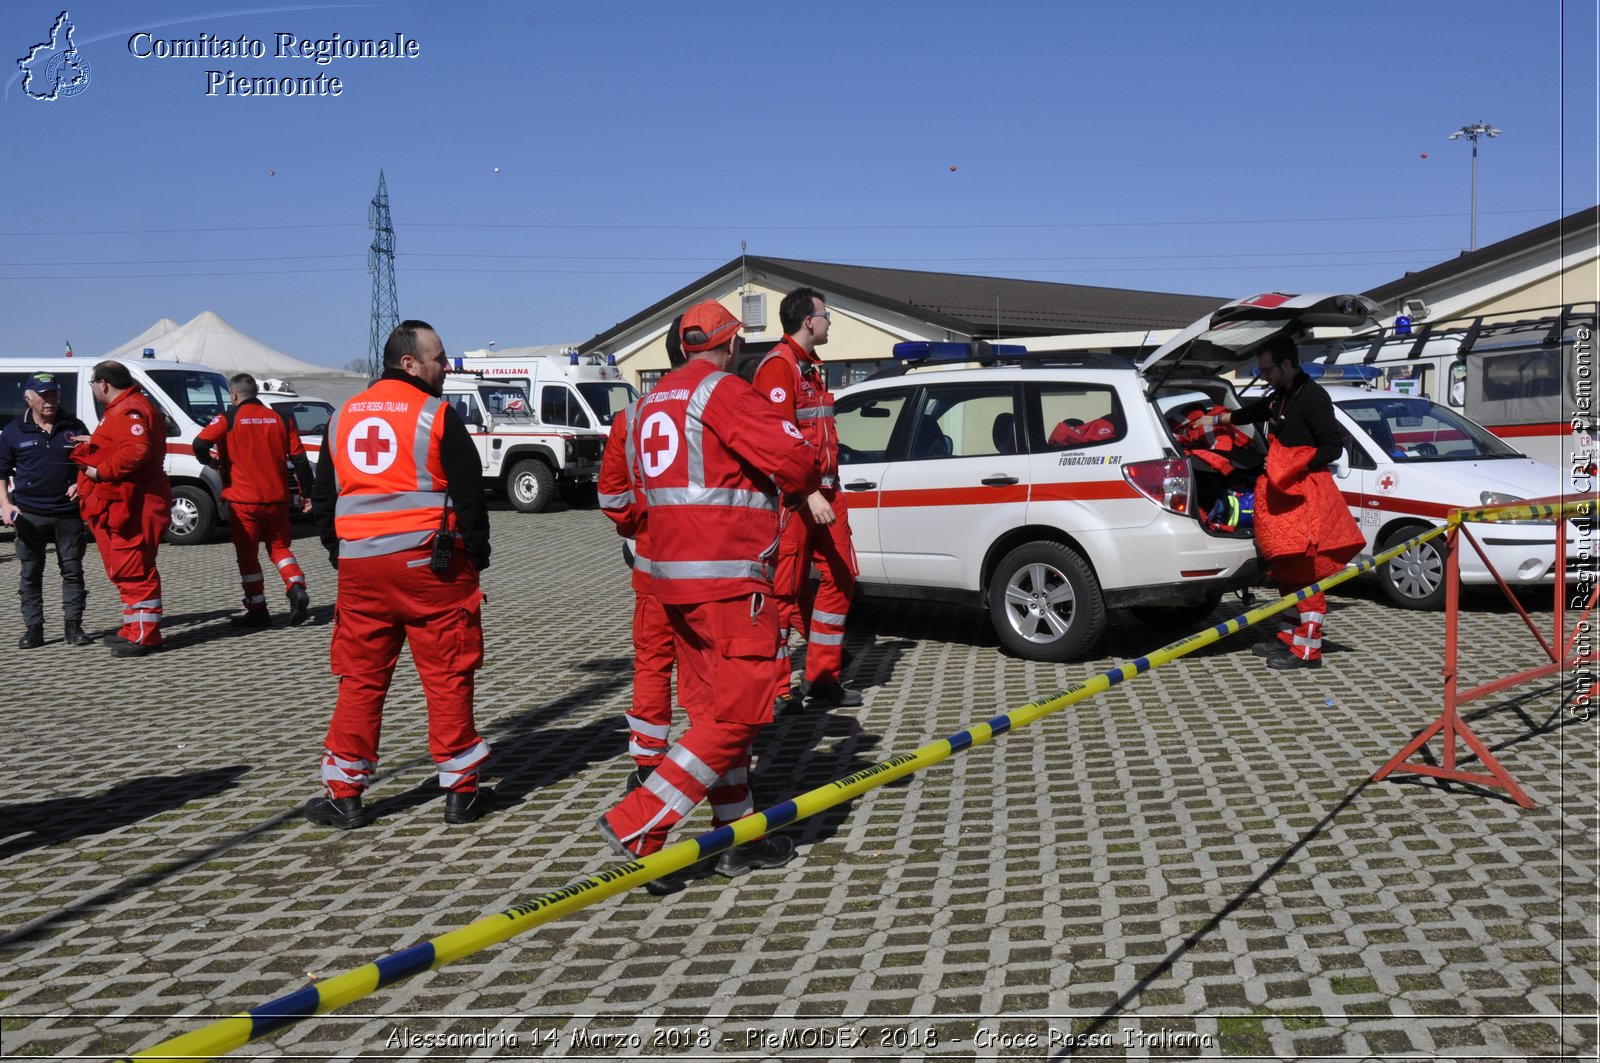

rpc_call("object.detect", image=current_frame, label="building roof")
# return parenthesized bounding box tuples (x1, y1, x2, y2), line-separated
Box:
(579, 256, 1227, 352)
(1363, 204, 1599, 303)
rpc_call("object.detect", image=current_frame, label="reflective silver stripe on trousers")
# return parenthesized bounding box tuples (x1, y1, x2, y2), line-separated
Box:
(243, 573, 264, 584)
(808, 630, 845, 646)
(667, 743, 719, 788)
(597, 491, 633, 511)
(651, 559, 774, 582)
(340, 529, 436, 558)
(437, 738, 491, 788)
(275, 555, 300, 570)
(717, 765, 749, 786)
(413, 396, 444, 492)
(624, 714, 670, 739)
(811, 609, 847, 627)
(713, 797, 753, 821)
(793, 405, 834, 420)
(640, 486, 776, 511)
(335, 490, 448, 517)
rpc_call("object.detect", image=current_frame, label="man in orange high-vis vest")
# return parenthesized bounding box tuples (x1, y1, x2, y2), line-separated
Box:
(598, 300, 828, 892)
(71, 361, 172, 658)
(194, 372, 315, 628)
(305, 320, 493, 829)
(752, 287, 861, 710)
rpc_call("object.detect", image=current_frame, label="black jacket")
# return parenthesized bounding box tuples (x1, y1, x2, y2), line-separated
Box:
(1232, 369, 1344, 472)
(312, 371, 490, 570)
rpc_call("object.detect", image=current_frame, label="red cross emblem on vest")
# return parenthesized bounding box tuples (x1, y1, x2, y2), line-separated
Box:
(347, 416, 399, 474)
(638, 411, 679, 478)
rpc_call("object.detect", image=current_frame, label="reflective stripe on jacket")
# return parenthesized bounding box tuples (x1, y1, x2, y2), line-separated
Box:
(630, 360, 820, 604)
(329, 379, 453, 558)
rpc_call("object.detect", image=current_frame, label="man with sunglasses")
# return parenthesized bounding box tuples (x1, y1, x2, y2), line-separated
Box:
(753, 287, 861, 710)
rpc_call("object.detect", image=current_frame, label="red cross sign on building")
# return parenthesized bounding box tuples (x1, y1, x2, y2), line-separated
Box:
(347, 417, 399, 474)
(638, 411, 679, 479)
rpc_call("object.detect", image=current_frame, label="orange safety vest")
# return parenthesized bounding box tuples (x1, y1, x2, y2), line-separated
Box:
(328, 379, 455, 558)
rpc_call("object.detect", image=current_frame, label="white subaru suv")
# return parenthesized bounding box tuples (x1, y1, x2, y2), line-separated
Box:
(833, 342, 1265, 661)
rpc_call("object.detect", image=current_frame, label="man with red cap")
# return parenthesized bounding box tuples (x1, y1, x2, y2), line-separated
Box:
(194, 372, 315, 628)
(598, 299, 830, 890)
(751, 287, 861, 710)
(72, 361, 172, 657)
(597, 315, 686, 796)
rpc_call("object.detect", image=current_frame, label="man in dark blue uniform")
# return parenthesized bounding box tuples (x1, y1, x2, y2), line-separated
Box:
(0, 372, 96, 648)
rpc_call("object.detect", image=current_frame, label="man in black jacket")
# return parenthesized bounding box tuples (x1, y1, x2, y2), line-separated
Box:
(305, 320, 494, 827)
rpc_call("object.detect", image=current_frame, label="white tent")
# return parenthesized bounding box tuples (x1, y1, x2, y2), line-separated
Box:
(101, 311, 370, 406)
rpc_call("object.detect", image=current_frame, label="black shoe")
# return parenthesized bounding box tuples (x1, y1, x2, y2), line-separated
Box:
(17, 625, 44, 650)
(287, 585, 310, 627)
(303, 794, 367, 829)
(443, 787, 494, 824)
(1251, 639, 1292, 657)
(625, 767, 652, 794)
(63, 622, 96, 646)
(1265, 651, 1322, 670)
(774, 691, 805, 714)
(109, 638, 155, 658)
(715, 834, 796, 878)
(230, 610, 271, 629)
(806, 681, 863, 708)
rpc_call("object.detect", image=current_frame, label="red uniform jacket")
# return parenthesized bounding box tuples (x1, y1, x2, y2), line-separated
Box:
(631, 360, 819, 604)
(752, 336, 839, 485)
(195, 398, 312, 505)
(597, 401, 652, 593)
(72, 386, 171, 529)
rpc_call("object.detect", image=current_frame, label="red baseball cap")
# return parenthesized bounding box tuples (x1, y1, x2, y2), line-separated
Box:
(679, 300, 744, 353)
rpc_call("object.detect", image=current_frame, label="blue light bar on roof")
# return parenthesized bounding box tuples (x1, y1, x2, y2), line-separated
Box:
(1301, 363, 1382, 382)
(892, 341, 1029, 361)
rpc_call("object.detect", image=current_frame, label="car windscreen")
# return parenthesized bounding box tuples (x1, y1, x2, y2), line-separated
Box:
(144, 369, 230, 426)
(280, 401, 333, 437)
(1338, 397, 1523, 461)
(479, 384, 533, 420)
(577, 381, 639, 426)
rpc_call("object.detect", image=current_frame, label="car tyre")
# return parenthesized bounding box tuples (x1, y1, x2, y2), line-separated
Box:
(165, 484, 217, 545)
(1378, 523, 1447, 610)
(507, 458, 555, 513)
(987, 541, 1106, 661)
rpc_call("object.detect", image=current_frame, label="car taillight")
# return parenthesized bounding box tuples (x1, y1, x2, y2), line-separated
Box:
(1123, 458, 1193, 515)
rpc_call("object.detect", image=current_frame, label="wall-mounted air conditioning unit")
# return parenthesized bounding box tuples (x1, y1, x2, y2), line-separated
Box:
(741, 292, 766, 330)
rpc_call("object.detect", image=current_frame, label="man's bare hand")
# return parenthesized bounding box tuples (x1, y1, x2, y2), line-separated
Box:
(0, 503, 18, 526)
(300, 498, 313, 514)
(804, 490, 835, 526)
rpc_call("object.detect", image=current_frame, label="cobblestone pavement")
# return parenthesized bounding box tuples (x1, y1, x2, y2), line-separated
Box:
(0, 503, 1595, 1062)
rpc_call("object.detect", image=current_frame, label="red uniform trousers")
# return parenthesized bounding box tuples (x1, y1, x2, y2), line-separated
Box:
(322, 549, 489, 797)
(628, 587, 675, 769)
(228, 501, 306, 614)
(88, 487, 170, 648)
(604, 593, 781, 855)
(1269, 555, 1337, 662)
(774, 488, 857, 691)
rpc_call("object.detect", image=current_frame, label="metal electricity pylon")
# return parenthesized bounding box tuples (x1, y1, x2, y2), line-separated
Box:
(366, 170, 400, 380)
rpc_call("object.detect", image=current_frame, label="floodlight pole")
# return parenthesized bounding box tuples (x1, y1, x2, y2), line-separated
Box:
(1448, 122, 1501, 251)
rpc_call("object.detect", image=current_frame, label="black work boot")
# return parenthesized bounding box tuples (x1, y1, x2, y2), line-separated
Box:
(17, 625, 44, 649)
(715, 834, 797, 878)
(624, 767, 653, 794)
(806, 680, 863, 708)
(303, 793, 368, 829)
(230, 610, 271, 629)
(64, 621, 96, 646)
(287, 585, 310, 627)
(443, 787, 495, 824)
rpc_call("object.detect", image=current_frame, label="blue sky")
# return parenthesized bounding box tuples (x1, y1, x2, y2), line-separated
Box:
(2, 0, 1595, 370)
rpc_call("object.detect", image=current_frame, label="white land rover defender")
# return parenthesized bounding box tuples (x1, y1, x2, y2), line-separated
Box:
(441, 374, 603, 512)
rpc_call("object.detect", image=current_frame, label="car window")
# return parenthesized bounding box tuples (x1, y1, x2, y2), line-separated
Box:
(451, 395, 485, 427)
(835, 389, 910, 463)
(145, 369, 229, 426)
(908, 383, 1018, 460)
(282, 401, 333, 436)
(1032, 382, 1125, 451)
(540, 385, 590, 428)
(1339, 397, 1519, 460)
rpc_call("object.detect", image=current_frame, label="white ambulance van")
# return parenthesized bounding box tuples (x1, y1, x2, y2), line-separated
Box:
(453, 350, 638, 429)
(0, 354, 232, 545)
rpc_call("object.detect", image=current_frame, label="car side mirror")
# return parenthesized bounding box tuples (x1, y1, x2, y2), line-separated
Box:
(1331, 449, 1350, 479)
